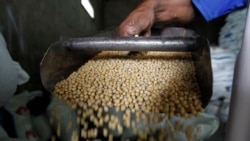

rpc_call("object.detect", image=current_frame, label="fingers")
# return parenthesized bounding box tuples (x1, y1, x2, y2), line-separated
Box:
(117, 1, 155, 37)
(118, 22, 141, 37)
(118, 21, 151, 37)
(117, 17, 153, 37)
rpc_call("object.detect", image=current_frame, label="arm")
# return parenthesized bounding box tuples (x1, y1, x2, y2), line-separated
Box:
(117, 0, 194, 37)
(118, 0, 248, 37)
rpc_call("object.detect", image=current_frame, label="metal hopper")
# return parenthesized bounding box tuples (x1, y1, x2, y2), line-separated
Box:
(40, 27, 212, 107)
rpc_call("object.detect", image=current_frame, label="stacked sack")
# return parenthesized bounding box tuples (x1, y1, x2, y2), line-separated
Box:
(205, 8, 247, 123)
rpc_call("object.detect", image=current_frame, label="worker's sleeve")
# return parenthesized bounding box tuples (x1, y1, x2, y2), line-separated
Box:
(192, 0, 248, 21)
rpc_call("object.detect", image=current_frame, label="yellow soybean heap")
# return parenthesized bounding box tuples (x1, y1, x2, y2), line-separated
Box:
(53, 51, 204, 141)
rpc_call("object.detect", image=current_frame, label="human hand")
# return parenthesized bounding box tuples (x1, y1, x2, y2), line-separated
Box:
(117, 0, 195, 37)
(117, 0, 155, 37)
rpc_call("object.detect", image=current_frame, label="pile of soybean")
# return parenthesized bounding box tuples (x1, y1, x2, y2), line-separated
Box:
(53, 51, 204, 141)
